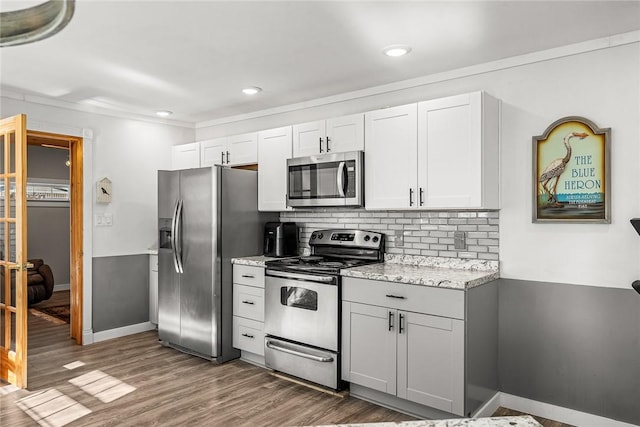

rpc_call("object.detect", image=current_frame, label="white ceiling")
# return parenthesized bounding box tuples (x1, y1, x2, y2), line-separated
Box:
(1, 1, 640, 127)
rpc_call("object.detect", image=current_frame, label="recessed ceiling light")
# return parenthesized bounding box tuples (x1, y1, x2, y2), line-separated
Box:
(156, 110, 173, 117)
(382, 45, 412, 57)
(242, 87, 262, 95)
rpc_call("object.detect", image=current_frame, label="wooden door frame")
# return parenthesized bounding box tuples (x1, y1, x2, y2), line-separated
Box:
(27, 130, 83, 344)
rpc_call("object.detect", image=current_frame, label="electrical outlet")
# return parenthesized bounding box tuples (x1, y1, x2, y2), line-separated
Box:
(395, 230, 404, 247)
(454, 231, 466, 250)
(103, 213, 113, 226)
(95, 215, 103, 226)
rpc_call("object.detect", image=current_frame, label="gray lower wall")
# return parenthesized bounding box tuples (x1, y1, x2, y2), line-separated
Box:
(499, 278, 640, 425)
(92, 254, 149, 333)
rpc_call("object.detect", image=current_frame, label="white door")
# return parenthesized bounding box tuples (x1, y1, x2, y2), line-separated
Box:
(342, 301, 397, 395)
(326, 113, 364, 153)
(227, 132, 258, 166)
(292, 120, 325, 157)
(200, 137, 229, 167)
(364, 104, 418, 209)
(171, 142, 201, 170)
(396, 311, 465, 415)
(258, 126, 292, 211)
(417, 92, 482, 208)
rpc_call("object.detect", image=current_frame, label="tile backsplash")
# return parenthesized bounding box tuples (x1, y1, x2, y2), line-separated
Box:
(280, 209, 499, 261)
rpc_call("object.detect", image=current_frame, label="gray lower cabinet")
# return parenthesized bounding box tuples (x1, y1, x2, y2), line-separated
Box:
(232, 264, 266, 363)
(342, 276, 496, 418)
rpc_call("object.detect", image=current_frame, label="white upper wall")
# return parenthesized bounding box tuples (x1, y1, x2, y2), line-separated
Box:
(196, 39, 640, 289)
(0, 98, 195, 257)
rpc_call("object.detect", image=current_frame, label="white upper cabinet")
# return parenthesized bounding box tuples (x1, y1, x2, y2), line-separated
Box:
(200, 132, 258, 167)
(364, 104, 418, 209)
(258, 126, 292, 211)
(200, 137, 228, 167)
(417, 92, 500, 209)
(171, 142, 201, 170)
(365, 91, 500, 210)
(292, 113, 364, 157)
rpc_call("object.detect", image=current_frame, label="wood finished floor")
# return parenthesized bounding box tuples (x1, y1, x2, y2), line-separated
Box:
(2, 291, 572, 426)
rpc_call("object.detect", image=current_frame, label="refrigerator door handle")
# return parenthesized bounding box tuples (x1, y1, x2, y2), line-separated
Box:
(175, 199, 184, 273)
(170, 200, 181, 273)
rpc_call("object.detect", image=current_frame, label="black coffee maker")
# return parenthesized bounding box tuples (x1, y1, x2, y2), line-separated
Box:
(264, 222, 298, 257)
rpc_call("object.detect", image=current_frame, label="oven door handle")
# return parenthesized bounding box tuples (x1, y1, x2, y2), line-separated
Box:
(266, 340, 334, 363)
(266, 269, 336, 284)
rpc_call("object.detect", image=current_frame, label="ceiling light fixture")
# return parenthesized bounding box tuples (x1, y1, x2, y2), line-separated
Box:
(242, 87, 262, 95)
(156, 110, 173, 117)
(0, 0, 75, 47)
(382, 45, 412, 57)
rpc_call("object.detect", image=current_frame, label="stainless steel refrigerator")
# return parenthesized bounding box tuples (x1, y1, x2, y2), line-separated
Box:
(157, 166, 276, 362)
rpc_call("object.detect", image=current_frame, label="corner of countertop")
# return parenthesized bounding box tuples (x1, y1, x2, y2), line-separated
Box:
(384, 254, 499, 272)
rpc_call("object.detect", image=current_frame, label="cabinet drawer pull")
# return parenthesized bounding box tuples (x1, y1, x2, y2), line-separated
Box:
(241, 274, 255, 278)
(399, 313, 405, 334)
(385, 294, 405, 299)
(326, 136, 331, 152)
(241, 333, 254, 339)
(409, 188, 414, 206)
(388, 311, 394, 331)
(226, 150, 230, 164)
(419, 187, 424, 206)
(319, 137, 324, 153)
(221, 151, 225, 164)
(241, 300, 255, 305)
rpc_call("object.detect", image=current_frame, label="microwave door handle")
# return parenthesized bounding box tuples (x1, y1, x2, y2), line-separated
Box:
(336, 161, 346, 198)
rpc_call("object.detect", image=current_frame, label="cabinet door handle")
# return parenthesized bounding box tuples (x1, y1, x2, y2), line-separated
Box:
(221, 151, 225, 164)
(419, 187, 424, 206)
(241, 300, 255, 305)
(399, 313, 405, 334)
(388, 311, 394, 331)
(326, 136, 331, 152)
(319, 137, 324, 153)
(409, 188, 414, 206)
(226, 150, 230, 164)
(385, 294, 405, 299)
(241, 333, 254, 339)
(241, 274, 255, 278)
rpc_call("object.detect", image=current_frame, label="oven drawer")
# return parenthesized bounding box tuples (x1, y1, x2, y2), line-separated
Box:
(233, 284, 264, 321)
(233, 317, 265, 356)
(342, 277, 465, 320)
(265, 337, 339, 390)
(233, 265, 265, 288)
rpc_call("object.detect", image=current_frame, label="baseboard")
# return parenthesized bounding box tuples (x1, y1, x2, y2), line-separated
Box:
(482, 393, 637, 427)
(92, 322, 156, 343)
(54, 283, 70, 292)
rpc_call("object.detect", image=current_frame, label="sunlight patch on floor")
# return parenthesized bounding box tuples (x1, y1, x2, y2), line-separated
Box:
(0, 384, 21, 394)
(16, 388, 91, 427)
(63, 360, 85, 370)
(69, 369, 136, 403)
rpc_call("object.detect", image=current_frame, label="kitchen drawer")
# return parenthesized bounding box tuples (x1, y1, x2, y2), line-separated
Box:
(233, 283, 264, 321)
(233, 264, 265, 288)
(342, 277, 464, 320)
(233, 316, 265, 356)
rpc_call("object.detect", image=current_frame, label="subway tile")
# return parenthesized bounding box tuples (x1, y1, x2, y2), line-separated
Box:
(479, 253, 499, 260)
(457, 252, 478, 259)
(439, 238, 455, 245)
(467, 232, 488, 239)
(420, 249, 439, 256)
(438, 251, 458, 258)
(420, 237, 439, 244)
(467, 245, 488, 252)
(478, 225, 499, 232)
(467, 218, 489, 225)
(477, 211, 500, 218)
(456, 212, 478, 218)
(457, 225, 478, 232)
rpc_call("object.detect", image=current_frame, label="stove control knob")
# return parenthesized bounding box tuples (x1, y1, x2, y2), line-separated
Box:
(318, 233, 324, 239)
(364, 235, 370, 242)
(372, 236, 379, 243)
(311, 233, 316, 239)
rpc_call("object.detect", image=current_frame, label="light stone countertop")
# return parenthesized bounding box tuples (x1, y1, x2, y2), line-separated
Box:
(231, 255, 284, 267)
(340, 255, 499, 290)
(308, 415, 541, 427)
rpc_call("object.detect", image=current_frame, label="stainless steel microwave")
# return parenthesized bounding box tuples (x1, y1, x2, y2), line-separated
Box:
(286, 151, 363, 208)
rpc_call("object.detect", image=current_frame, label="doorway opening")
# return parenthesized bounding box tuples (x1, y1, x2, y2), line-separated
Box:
(26, 130, 83, 344)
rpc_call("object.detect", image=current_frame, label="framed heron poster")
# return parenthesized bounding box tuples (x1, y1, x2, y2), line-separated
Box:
(532, 116, 610, 223)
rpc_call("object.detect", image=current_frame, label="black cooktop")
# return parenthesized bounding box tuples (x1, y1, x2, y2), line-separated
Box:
(265, 229, 385, 275)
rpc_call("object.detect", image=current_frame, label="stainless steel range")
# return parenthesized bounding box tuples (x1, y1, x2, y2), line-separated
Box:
(264, 229, 385, 390)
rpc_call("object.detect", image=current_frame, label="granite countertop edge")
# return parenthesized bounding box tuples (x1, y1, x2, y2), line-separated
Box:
(231, 255, 283, 267)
